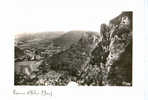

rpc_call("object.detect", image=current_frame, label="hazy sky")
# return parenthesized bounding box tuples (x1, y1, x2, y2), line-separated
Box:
(14, 0, 135, 34)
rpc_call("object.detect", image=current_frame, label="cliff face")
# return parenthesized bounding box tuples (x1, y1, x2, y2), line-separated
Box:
(88, 11, 132, 86)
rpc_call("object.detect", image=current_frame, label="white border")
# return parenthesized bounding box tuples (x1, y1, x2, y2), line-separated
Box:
(0, 0, 145, 100)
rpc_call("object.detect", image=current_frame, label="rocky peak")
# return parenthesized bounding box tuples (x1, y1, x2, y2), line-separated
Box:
(109, 11, 132, 31)
(88, 11, 133, 86)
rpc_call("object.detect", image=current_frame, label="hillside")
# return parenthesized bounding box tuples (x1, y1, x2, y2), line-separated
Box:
(43, 31, 100, 75)
(53, 31, 98, 49)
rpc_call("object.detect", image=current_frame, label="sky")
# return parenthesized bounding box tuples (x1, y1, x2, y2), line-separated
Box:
(14, 0, 134, 34)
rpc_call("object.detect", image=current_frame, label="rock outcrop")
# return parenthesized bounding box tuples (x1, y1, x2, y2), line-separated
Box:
(88, 11, 132, 86)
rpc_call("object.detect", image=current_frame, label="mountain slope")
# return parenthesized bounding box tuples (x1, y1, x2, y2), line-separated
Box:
(40, 31, 100, 76)
(53, 31, 98, 48)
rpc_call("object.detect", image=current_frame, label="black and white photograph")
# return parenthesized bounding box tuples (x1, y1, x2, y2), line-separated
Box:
(0, 0, 146, 100)
(14, 12, 133, 86)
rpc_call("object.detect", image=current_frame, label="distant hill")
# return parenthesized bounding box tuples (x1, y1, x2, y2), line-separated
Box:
(15, 31, 65, 49)
(53, 30, 99, 49)
(15, 31, 65, 42)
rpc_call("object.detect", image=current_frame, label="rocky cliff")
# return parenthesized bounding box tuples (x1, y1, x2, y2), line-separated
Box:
(86, 11, 133, 86)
